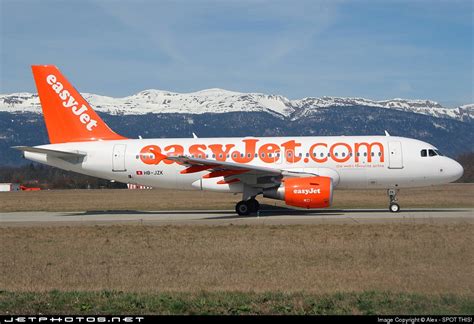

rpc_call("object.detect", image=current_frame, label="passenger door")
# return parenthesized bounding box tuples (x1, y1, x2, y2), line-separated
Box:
(112, 144, 127, 172)
(388, 141, 403, 169)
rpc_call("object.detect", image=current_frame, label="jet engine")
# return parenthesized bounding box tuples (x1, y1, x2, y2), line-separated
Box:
(263, 176, 333, 209)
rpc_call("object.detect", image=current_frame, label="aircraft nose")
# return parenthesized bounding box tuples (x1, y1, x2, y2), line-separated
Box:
(446, 159, 464, 182)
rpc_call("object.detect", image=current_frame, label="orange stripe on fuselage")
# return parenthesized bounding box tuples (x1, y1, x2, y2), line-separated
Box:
(203, 170, 249, 178)
(217, 178, 240, 185)
(180, 165, 215, 174)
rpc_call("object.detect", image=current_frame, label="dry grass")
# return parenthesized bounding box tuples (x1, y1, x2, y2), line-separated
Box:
(0, 183, 473, 212)
(1, 224, 473, 294)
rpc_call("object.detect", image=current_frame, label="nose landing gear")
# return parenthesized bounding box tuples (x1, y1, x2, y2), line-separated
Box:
(235, 198, 260, 216)
(388, 188, 400, 212)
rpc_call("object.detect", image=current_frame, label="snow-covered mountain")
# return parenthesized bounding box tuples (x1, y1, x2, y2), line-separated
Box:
(0, 89, 472, 122)
(2, 89, 473, 166)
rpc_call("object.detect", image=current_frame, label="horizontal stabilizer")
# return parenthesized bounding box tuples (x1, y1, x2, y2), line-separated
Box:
(12, 146, 86, 158)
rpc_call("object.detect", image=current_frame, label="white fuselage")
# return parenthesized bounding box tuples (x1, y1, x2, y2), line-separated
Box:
(23, 135, 464, 192)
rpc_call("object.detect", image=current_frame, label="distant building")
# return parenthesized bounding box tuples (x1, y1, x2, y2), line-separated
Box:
(0, 183, 21, 192)
(127, 183, 153, 190)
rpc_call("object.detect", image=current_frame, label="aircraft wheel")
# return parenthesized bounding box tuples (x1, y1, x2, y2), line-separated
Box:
(389, 203, 400, 213)
(236, 201, 251, 216)
(248, 199, 260, 213)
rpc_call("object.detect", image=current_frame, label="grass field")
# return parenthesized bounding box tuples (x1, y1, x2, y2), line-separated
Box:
(1, 184, 473, 314)
(0, 183, 473, 212)
(1, 223, 473, 314)
(1, 291, 473, 315)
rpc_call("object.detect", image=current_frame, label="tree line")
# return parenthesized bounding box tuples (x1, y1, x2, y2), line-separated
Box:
(455, 152, 474, 183)
(0, 163, 127, 189)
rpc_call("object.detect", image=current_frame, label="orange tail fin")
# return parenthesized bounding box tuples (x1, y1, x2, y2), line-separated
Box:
(31, 65, 126, 143)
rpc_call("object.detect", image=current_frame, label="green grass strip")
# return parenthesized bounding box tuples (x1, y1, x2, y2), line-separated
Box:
(1, 290, 473, 315)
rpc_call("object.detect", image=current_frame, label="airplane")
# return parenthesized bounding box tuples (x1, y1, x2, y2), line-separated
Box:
(14, 65, 464, 215)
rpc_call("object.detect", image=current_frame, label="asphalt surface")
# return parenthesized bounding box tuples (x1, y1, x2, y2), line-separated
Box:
(0, 208, 473, 226)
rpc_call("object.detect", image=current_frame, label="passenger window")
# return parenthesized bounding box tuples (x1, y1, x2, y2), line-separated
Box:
(428, 149, 437, 157)
(421, 150, 427, 157)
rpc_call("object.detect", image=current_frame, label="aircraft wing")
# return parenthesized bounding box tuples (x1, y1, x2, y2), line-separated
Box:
(167, 155, 318, 187)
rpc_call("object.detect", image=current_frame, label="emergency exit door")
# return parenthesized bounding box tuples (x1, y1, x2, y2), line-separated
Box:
(112, 144, 127, 172)
(388, 141, 403, 169)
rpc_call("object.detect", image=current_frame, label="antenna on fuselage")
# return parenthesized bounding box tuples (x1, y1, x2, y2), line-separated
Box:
(384, 130, 391, 136)
(192, 132, 198, 139)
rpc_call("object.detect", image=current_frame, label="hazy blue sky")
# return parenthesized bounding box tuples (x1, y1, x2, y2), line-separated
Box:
(1, 0, 472, 106)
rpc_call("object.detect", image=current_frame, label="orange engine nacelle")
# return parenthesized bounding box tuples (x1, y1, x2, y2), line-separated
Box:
(263, 176, 333, 209)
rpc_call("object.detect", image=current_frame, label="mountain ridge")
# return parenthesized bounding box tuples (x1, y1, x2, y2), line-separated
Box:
(1, 89, 472, 122)
(1, 89, 472, 166)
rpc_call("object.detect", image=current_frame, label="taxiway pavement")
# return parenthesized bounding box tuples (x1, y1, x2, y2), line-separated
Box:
(1, 208, 472, 226)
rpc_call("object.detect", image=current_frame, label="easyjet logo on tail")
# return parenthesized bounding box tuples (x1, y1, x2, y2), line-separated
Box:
(46, 74, 98, 131)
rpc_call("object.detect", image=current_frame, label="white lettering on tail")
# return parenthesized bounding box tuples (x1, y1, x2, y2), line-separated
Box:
(46, 74, 98, 131)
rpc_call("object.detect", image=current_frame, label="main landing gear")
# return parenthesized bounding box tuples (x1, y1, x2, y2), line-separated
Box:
(388, 188, 400, 213)
(235, 198, 260, 216)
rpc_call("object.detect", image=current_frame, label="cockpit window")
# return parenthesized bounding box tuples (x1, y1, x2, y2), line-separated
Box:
(421, 149, 442, 157)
